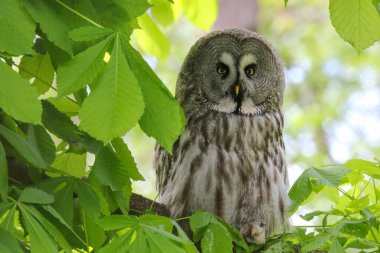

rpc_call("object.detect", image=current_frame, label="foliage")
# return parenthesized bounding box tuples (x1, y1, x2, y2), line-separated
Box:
(0, 0, 379, 253)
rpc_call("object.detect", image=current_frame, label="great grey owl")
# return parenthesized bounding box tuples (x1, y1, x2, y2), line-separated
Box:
(154, 28, 289, 244)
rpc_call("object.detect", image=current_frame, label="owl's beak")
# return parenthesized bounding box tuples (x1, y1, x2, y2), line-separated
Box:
(234, 83, 241, 96)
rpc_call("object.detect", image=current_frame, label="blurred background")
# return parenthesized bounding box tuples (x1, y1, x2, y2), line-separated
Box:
(124, 0, 380, 222)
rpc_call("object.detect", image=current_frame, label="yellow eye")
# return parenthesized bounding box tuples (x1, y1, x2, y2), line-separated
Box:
(246, 67, 255, 76)
(217, 67, 227, 74)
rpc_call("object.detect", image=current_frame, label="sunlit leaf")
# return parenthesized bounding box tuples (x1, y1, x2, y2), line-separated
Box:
(97, 215, 138, 230)
(57, 36, 112, 96)
(80, 35, 144, 142)
(19, 54, 54, 94)
(51, 152, 87, 178)
(126, 44, 185, 153)
(135, 14, 170, 59)
(301, 235, 330, 253)
(182, 0, 218, 30)
(330, 0, 380, 52)
(115, 0, 152, 20)
(343, 159, 380, 179)
(69, 26, 113, 42)
(201, 223, 233, 253)
(151, 0, 175, 26)
(0, 0, 35, 55)
(23, 0, 73, 55)
(0, 61, 42, 124)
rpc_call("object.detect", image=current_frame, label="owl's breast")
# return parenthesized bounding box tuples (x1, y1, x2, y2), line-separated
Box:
(159, 109, 288, 234)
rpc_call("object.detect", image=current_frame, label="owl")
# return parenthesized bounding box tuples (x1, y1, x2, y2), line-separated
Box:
(154, 29, 289, 244)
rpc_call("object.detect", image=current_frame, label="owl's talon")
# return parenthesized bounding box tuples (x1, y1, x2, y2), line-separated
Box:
(242, 222, 266, 244)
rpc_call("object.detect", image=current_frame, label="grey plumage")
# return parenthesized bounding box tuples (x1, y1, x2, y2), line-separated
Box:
(154, 28, 289, 244)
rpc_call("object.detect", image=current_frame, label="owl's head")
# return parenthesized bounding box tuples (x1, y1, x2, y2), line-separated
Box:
(176, 29, 285, 116)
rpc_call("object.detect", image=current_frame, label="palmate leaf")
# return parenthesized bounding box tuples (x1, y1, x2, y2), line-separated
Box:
(288, 167, 351, 212)
(51, 152, 87, 178)
(57, 36, 112, 96)
(69, 26, 114, 42)
(19, 205, 59, 253)
(0, 0, 35, 55)
(0, 61, 42, 124)
(0, 125, 47, 168)
(98, 214, 197, 253)
(0, 143, 8, 201)
(182, 0, 218, 30)
(115, 0, 152, 20)
(126, 44, 185, 153)
(23, 0, 73, 55)
(27, 125, 56, 166)
(111, 138, 144, 181)
(330, 0, 380, 52)
(80, 35, 144, 143)
(19, 54, 54, 94)
(201, 223, 233, 253)
(343, 159, 380, 179)
(134, 14, 170, 59)
(24, 205, 72, 253)
(19, 187, 54, 204)
(0, 228, 23, 253)
(92, 146, 130, 191)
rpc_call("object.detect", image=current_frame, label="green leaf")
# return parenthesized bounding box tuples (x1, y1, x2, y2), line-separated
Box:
(19, 205, 58, 253)
(190, 211, 213, 235)
(144, 226, 185, 253)
(111, 138, 144, 181)
(98, 228, 135, 253)
(57, 36, 111, 96)
(329, 0, 380, 52)
(346, 237, 380, 249)
(73, 179, 102, 218)
(27, 125, 56, 166)
(343, 159, 380, 179)
(284, 0, 289, 7)
(308, 167, 351, 187)
(51, 152, 87, 178)
(0, 61, 42, 124)
(300, 211, 327, 222)
(182, 0, 218, 30)
(0, 0, 35, 55)
(0, 143, 8, 201)
(289, 167, 350, 212)
(115, 0, 152, 20)
(23, 0, 73, 55)
(201, 223, 233, 253)
(151, 0, 175, 26)
(92, 146, 130, 191)
(25, 205, 72, 253)
(19, 187, 54, 204)
(0, 125, 47, 168)
(82, 211, 106, 251)
(126, 45, 185, 153)
(19, 54, 54, 94)
(80, 35, 144, 142)
(41, 101, 102, 154)
(0, 228, 23, 253)
(69, 26, 114, 42)
(0, 205, 17, 235)
(301, 235, 330, 253)
(97, 215, 138, 230)
(135, 14, 170, 59)
(288, 171, 312, 211)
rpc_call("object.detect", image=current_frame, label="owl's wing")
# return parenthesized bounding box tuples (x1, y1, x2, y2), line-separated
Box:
(154, 142, 177, 193)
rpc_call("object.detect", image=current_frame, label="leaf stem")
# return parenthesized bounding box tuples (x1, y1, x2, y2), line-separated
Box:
(175, 216, 190, 221)
(55, 0, 103, 28)
(338, 187, 354, 200)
